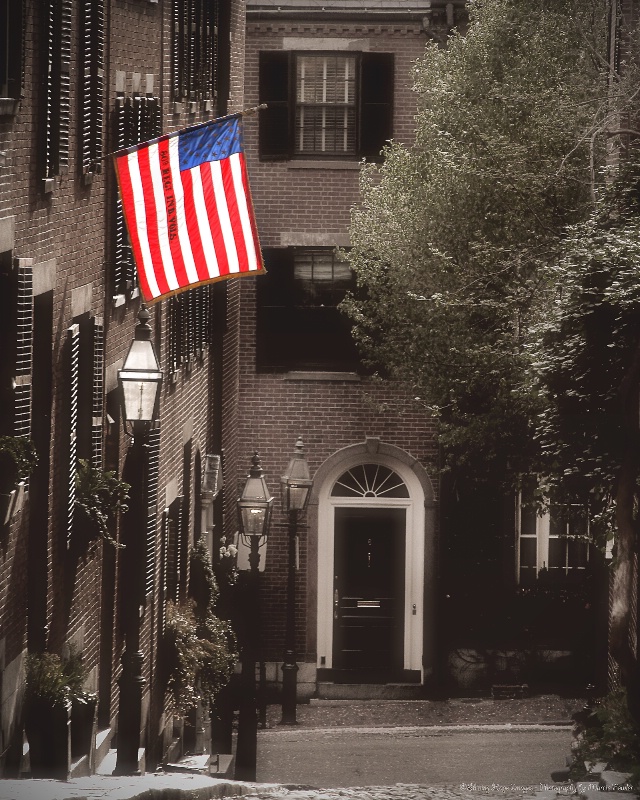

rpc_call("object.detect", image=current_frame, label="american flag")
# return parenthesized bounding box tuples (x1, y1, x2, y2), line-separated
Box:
(113, 113, 264, 303)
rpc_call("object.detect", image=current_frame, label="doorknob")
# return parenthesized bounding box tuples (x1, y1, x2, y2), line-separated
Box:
(334, 588, 339, 619)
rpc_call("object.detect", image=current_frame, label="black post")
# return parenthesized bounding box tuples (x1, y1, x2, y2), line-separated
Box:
(280, 510, 298, 725)
(234, 538, 260, 780)
(115, 435, 147, 776)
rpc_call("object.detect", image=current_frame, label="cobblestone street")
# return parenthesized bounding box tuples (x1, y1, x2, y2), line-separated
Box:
(256, 714, 573, 789)
(237, 783, 591, 800)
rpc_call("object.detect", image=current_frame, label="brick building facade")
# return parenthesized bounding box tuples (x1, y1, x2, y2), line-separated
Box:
(0, 0, 248, 777)
(238, 0, 606, 702)
(237, 0, 467, 699)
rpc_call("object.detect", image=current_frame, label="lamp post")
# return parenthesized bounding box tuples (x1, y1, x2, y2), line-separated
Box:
(115, 305, 162, 776)
(280, 436, 312, 725)
(234, 453, 273, 781)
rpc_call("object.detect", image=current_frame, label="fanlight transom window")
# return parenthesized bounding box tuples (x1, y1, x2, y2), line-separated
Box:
(331, 464, 409, 498)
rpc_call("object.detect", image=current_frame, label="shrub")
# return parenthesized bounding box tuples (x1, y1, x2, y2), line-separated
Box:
(0, 436, 37, 493)
(570, 689, 640, 780)
(25, 653, 70, 709)
(74, 459, 130, 548)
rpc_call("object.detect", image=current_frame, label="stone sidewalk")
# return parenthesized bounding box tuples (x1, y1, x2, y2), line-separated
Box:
(0, 774, 276, 800)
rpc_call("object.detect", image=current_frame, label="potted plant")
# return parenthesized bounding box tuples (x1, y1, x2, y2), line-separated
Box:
(24, 653, 71, 779)
(0, 436, 37, 524)
(73, 459, 130, 550)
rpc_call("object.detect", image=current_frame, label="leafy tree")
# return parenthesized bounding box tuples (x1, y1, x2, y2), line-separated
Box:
(344, 0, 640, 713)
(534, 157, 640, 715)
(344, 0, 613, 485)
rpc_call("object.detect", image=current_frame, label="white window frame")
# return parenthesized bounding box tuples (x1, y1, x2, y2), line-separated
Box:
(515, 491, 590, 583)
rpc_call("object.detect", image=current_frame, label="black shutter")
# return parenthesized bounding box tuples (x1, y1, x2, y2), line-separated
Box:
(58, 0, 72, 173)
(91, 317, 104, 467)
(256, 247, 295, 370)
(258, 51, 291, 160)
(14, 260, 33, 439)
(81, 1, 105, 175)
(67, 324, 80, 546)
(6, 0, 25, 99)
(359, 52, 394, 162)
(145, 428, 160, 599)
(42, 1, 56, 179)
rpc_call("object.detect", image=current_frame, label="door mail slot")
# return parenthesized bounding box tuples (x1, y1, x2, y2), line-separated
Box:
(357, 600, 381, 608)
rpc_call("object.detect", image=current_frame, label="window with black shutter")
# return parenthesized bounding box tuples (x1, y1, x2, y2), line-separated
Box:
(112, 94, 161, 300)
(42, 0, 72, 190)
(66, 314, 102, 546)
(0, 0, 24, 104)
(258, 51, 394, 162)
(144, 429, 160, 599)
(256, 247, 359, 372)
(166, 284, 215, 379)
(80, 1, 105, 180)
(172, 0, 228, 114)
(0, 252, 32, 438)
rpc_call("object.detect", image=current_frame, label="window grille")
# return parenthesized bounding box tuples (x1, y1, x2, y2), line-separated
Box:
(295, 55, 356, 156)
(331, 464, 409, 498)
(516, 485, 590, 584)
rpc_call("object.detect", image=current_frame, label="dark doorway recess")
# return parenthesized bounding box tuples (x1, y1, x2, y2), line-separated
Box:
(330, 507, 406, 682)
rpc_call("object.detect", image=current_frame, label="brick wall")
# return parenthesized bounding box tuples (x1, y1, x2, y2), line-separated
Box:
(244, 19, 428, 247)
(0, 0, 248, 773)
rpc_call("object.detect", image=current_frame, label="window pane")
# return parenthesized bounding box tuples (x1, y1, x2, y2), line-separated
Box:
(295, 54, 356, 156)
(519, 537, 537, 568)
(548, 538, 566, 570)
(567, 539, 589, 568)
(549, 505, 566, 536)
(520, 504, 537, 536)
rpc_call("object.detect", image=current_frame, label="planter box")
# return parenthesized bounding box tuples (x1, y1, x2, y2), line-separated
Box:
(25, 698, 71, 779)
(71, 694, 98, 758)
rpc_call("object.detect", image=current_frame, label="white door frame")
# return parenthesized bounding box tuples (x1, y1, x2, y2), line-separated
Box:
(315, 447, 429, 678)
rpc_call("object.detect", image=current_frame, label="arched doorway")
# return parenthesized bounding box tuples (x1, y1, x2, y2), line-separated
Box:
(308, 439, 436, 685)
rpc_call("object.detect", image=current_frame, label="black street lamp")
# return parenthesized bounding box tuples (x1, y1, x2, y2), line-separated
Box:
(114, 305, 162, 776)
(234, 453, 273, 781)
(279, 436, 312, 726)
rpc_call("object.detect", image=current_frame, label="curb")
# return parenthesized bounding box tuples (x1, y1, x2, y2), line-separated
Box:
(258, 723, 574, 736)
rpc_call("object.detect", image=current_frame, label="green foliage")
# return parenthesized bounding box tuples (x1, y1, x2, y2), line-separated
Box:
(25, 653, 71, 709)
(532, 156, 640, 540)
(344, 0, 627, 486)
(74, 459, 130, 548)
(0, 436, 38, 492)
(571, 689, 640, 779)
(163, 537, 237, 713)
(62, 645, 87, 696)
(189, 534, 220, 612)
(163, 600, 236, 714)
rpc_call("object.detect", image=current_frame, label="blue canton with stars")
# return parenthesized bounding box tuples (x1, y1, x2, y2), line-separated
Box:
(178, 115, 242, 172)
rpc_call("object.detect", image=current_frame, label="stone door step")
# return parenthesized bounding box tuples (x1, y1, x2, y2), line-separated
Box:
(316, 682, 426, 700)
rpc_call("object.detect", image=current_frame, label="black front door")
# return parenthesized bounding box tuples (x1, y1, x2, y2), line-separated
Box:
(333, 508, 405, 679)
